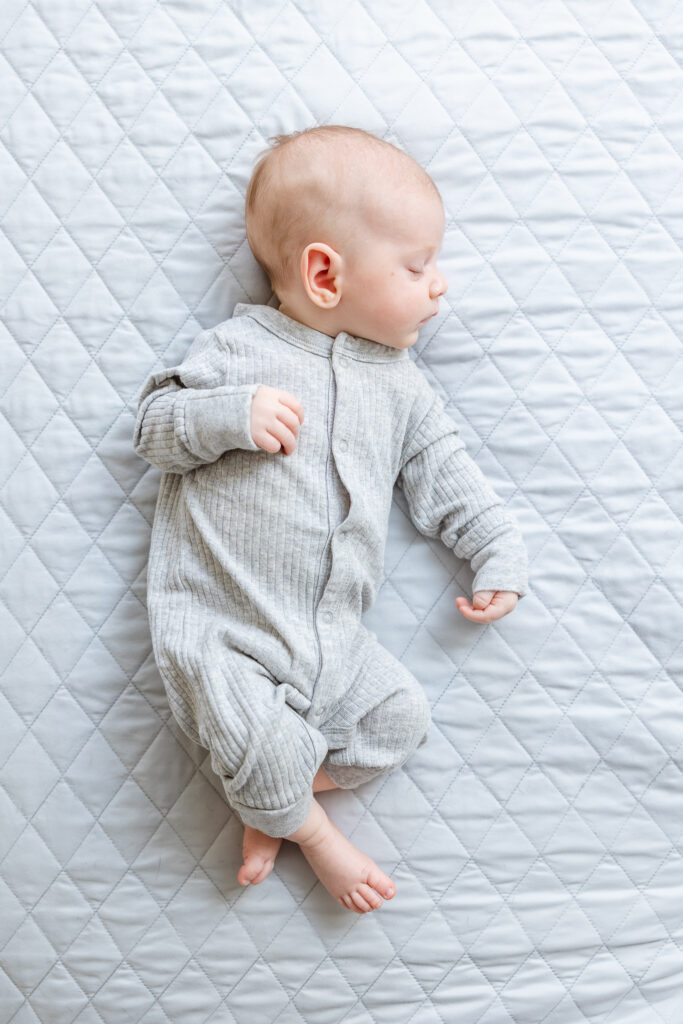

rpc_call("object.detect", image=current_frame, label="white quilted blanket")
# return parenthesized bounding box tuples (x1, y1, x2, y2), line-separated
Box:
(2, 2, 682, 1022)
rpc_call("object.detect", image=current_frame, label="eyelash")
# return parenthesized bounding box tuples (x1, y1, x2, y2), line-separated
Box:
(408, 267, 424, 277)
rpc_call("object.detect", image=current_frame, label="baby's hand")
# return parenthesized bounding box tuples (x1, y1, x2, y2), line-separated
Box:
(250, 386, 304, 455)
(456, 590, 518, 624)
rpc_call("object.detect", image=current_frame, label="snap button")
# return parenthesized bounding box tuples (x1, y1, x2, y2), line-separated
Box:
(338, 439, 348, 452)
(321, 610, 333, 623)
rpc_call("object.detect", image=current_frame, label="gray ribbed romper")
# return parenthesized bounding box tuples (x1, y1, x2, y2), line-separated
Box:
(133, 303, 528, 838)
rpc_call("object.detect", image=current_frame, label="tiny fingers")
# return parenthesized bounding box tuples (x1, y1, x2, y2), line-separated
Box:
(278, 392, 305, 424)
(266, 425, 297, 455)
(455, 598, 498, 623)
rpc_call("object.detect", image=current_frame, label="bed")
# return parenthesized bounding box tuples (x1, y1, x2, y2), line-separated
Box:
(2, 1, 682, 1021)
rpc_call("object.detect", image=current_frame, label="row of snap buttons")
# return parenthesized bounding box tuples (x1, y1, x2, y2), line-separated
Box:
(320, 347, 346, 658)
(335, 356, 349, 453)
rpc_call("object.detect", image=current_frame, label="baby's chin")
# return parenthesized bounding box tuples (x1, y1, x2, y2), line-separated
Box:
(374, 330, 419, 350)
(397, 330, 420, 349)
(353, 322, 419, 349)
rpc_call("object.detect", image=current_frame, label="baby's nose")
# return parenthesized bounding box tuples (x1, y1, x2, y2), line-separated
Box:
(431, 273, 448, 298)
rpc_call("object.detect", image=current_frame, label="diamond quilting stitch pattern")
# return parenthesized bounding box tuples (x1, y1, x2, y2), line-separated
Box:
(1, 1, 683, 1022)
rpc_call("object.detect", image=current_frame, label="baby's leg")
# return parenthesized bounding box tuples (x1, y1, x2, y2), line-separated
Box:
(278, 633, 430, 911)
(240, 765, 397, 914)
(311, 765, 340, 792)
(322, 638, 432, 790)
(238, 767, 338, 886)
(285, 790, 396, 914)
(166, 637, 338, 874)
(221, 634, 425, 912)
(185, 643, 331, 840)
(163, 627, 390, 903)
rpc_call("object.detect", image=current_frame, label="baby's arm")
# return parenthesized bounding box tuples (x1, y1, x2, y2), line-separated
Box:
(396, 376, 528, 622)
(133, 327, 303, 473)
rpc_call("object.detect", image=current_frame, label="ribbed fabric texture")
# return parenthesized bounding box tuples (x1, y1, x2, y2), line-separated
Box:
(133, 303, 529, 836)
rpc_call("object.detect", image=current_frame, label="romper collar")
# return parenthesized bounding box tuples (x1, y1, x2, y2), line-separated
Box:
(232, 303, 409, 363)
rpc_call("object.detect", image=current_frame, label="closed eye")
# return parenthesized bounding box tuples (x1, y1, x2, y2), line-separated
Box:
(408, 267, 424, 276)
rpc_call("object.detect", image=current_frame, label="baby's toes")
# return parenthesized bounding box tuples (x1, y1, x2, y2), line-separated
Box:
(252, 857, 277, 884)
(237, 859, 258, 886)
(349, 889, 375, 913)
(339, 893, 364, 914)
(357, 883, 383, 910)
(238, 855, 273, 886)
(366, 867, 396, 901)
(348, 884, 378, 917)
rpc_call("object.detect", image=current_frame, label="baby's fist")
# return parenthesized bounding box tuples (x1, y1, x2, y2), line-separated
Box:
(250, 386, 304, 455)
(456, 590, 518, 624)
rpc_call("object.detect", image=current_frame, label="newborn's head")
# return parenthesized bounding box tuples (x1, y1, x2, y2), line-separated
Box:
(245, 126, 448, 349)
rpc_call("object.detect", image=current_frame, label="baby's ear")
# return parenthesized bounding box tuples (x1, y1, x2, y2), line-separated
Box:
(301, 243, 342, 308)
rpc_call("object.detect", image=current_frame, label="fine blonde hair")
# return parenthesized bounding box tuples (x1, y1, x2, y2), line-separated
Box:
(245, 125, 439, 295)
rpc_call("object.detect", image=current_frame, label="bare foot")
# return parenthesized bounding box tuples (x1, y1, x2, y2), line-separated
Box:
(236, 769, 338, 887)
(238, 825, 282, 886)
(297, 802, 396, 914)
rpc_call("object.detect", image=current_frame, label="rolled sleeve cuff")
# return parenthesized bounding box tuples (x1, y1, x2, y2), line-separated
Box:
(472, 567, 529, 599)
(178, 383, 261, 461)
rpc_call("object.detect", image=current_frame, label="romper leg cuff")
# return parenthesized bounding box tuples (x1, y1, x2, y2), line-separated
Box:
(321, 760, 393, 790)
(226, 784, 316, 839)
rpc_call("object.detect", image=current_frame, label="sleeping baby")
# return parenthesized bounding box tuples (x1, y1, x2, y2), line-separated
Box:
(133, 125, 528, 915)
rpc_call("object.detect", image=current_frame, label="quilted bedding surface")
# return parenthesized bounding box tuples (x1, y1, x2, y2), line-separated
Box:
(2, 1, 683, 1022)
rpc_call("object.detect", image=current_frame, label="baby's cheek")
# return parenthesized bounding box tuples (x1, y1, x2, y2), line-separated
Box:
(381, 282, 406, 314)
(368, 295, 394, 327)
